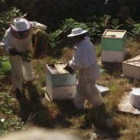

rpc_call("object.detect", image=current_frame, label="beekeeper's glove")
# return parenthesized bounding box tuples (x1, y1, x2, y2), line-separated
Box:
(64, 63, 75, 75)
(9, 48, 20, 56)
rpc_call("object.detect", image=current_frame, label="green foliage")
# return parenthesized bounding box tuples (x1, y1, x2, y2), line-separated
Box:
(110, 19, 124, 29)
(47, 15, 136, 57)
(19, 50, 32, 63)
(48, 18, 101, 49)
(60, 18, 88, 31)
(0, 57, 11, 75)
(0, 117, 24, 135)
(50, 15, 111, 44)
(47, 18, 88, 57)
(0, 7, 25, 39)
(0, 92, 25, 134)
(48, 18, 88, 48)
(87, 15, 111, 30)
(131, 23, 140, 36)
(48, 29, 62, 48)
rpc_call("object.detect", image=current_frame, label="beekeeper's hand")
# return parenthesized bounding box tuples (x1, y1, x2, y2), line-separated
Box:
(64, 63, 70, 70)
(9, 48, 20, 56)
(64, 63, 75, 75)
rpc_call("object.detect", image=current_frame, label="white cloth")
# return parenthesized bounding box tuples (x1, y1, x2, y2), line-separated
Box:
(69, 37, 96, 70)
(2, 22, 47, 54)
(1, 21, 47, 88)
(69, 37, 103, 109)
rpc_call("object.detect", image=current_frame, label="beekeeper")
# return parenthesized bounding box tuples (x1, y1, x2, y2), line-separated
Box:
(0, 17, 47, 99)
(66, 28, 103, 109)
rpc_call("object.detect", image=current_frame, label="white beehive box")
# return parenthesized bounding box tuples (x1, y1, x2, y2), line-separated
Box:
(46, 83, 76, 100)
(122, 55, 140, 79)
(46, 63, 77, 100)
(101, 48, 126, 62)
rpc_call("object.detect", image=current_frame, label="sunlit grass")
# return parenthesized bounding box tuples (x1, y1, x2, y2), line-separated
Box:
(1, 37, 140, 139)
(31, 40, 140, 139)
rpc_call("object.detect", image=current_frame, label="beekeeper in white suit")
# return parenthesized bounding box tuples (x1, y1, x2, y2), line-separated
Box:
(0, 17, 47, 99)
(66, 28, 103, 109)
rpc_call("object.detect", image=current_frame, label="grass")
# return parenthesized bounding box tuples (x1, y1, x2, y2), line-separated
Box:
(1, 36, 140, 139)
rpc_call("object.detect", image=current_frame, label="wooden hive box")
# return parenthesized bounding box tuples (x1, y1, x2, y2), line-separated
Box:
(122, 55, 140, 79)
(46, 63, 77, 100)
(101, 48, 126, 62)
(101, 29, 127, 51)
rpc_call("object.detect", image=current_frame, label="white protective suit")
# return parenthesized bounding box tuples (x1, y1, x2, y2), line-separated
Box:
(69, 36, 103, 109)
(1, 22, 47, 89)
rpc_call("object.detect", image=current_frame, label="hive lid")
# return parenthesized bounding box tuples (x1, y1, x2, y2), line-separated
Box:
(46, 63, 68, 74)
(123, 55, 140, 67)
(131, 88, 140, 95)
(102, 29, 126, 39)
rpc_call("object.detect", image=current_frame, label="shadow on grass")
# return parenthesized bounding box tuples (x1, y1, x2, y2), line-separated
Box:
(102, 62, 122, 75)
(85, 104, 120, 139)
(16, 83, 55, 128)
(16, 83, 120, 139)
(55, 100, 120, 139)
(54, 100, 81, 117)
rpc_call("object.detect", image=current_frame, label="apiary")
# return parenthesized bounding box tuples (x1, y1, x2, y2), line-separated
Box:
(101, 29, 127, 51)
(101, 48, 126, 62)
(46, 63, 77, 100)
(122, 55, 140, 79)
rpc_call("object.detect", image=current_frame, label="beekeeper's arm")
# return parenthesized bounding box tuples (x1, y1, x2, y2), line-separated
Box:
(0, 29, 14, 55)
(30, 21, 47, 34)
(69, 46, 83, 71)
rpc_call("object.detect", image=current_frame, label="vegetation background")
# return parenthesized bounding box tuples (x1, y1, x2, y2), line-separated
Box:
(1, 0, 140, 139)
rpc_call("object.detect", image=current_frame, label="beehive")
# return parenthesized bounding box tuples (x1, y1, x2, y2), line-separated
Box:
(101, 48, 126, 62)
(101, 29, 127, 51)
(122, 55, 140, 79)
(46, 63, 77, 100)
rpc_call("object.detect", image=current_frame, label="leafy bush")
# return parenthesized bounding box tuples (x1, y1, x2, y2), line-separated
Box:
(47, 16, 114, 57)
(131, 23, 140, 37)
(47, 18, 88, 57)
(47, 16, 136, 57)
(0, 57, 11, 75)
(0, 92, 25, 135)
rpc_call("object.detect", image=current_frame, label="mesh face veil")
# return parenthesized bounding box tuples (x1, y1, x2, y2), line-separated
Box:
(11, 28, 30, 39)
(10, 18, 31, 39)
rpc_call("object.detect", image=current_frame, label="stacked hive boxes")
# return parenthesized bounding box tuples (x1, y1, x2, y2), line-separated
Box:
(46, 63, 77, 100)
(101, 29, 127, 62)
